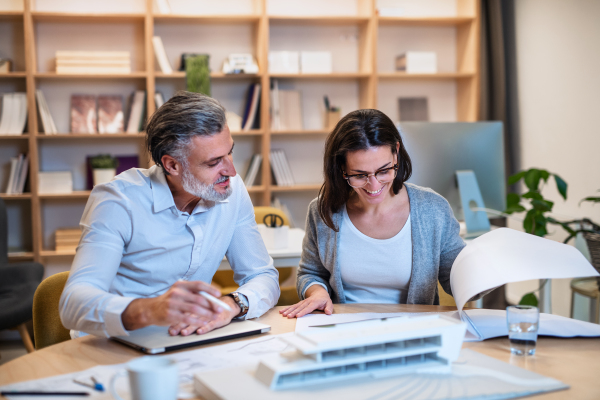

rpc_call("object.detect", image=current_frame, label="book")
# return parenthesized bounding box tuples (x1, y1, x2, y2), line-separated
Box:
(225, 111, 242, 132)
(278, 90, 303, 131)
(155, 0, 171, 14)
(242, 83, 261, 131)
(0, 93, 27, 135)
(55, 227, 82, 252)
(97, 95, 124, 133)
(154, 92, 165, 108)
(14, 153, 29, 194)
(270, 149, 294, 186)
(36, 90, 55, 134)
(0, 93, 15, 134)
(270, 79, 280, 131)
(398, 97, 429, 121)
(70, 95, 97, 133)
(56, 51, 131, 74)
(4, 157, 18, 194)
(126, 91, 146, 133)
(244, 154, 262, 187)
(276, 149, 295, 186)
(152, 36, 173, 74)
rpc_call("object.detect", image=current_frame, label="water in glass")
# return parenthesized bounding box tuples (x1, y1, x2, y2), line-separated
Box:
(508, 322, 538, 355)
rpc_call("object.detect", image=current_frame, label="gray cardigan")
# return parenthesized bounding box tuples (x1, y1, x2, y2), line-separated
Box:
(297, 183, 466, 305)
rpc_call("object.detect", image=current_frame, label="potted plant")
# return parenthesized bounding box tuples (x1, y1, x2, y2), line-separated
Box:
(505, 168, 600, 305)
(90, 154, 118, 186)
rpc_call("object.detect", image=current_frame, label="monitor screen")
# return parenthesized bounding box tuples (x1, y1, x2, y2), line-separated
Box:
(399, 122, 506, 221)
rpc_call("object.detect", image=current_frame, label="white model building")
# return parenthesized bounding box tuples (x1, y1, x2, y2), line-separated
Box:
(254, 314, 466, 391)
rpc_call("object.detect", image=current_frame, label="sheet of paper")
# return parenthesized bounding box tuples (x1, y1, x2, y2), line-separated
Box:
(0, 333, 294, 400)
(451, 228, 599, 313)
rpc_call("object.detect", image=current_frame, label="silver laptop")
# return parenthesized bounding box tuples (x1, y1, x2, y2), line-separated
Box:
(111, 320, 271, 354)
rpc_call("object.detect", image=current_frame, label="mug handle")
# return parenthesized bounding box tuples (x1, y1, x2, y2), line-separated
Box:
(109, 371, 127, 400)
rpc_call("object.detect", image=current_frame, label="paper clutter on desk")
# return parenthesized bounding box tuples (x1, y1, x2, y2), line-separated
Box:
(258, 225, 289, 250)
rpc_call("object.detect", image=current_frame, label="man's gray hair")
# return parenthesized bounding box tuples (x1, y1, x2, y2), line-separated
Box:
(145, 91, 226, 173)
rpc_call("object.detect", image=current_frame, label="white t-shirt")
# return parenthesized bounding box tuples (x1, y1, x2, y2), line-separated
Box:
(338, 206, 412, 304)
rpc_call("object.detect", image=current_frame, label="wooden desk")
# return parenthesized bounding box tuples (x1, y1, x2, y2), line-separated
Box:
(1, 305, 599, 399)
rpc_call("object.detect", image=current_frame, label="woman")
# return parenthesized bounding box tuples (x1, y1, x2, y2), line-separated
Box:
(281, 109, 465, 318)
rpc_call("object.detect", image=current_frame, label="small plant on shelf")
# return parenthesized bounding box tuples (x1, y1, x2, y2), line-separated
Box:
(90, 154, 118, 186)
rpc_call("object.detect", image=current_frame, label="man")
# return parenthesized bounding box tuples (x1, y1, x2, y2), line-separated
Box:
(59, 91, 279, 338)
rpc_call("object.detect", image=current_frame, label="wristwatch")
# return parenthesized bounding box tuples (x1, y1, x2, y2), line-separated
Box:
(226, 292, 249, 319)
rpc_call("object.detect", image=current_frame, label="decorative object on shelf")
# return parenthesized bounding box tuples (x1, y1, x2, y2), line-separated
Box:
(0, 58, 12, 73)
(300, 51, 332, 74)
(125, 91, 146, 133)
(86, 155, 138, 190)
(270, 149, 294, 186)
(396, 52, 437, 74)
(55, 227, 81, 252)
(242, 83, 261, 131)
(4, 153, 29, 195)
(97, 95, 124, 134)
(38, 171, 73, 194)
(155, 0, 171, 14)
(185, 54, 211, 96)
(222, 54, 259, 75)
(398, 97, 429, 121)
(36, 90, 58, 134)
(152, 36, 173, 74)
(225, 111, 242, 132)
(268, 51, 299, 74)
(70, 94, 97, 134)
(55, 51, 131, 74)
(0, 92, 27, 135)
(243, 154, 262, 187)
(90, 154, 119, 187)
(323, 95, 340, 130)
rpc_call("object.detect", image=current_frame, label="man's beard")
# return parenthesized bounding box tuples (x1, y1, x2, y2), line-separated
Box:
(181, 168, 232, 202)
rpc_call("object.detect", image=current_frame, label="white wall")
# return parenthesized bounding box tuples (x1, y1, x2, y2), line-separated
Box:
(507, 0, 600, 317)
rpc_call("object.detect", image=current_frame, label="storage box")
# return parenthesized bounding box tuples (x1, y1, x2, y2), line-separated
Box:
(268, 51, 299, 74)
(396, 52, 437, 74)
(38, 171, 73, 194)
(300, 51, 332, 74)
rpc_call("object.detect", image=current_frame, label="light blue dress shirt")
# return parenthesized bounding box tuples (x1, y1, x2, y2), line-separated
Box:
(59, 165, 280, 338)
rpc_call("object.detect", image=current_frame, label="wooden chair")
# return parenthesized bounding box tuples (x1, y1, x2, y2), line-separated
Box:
(32, 271, 71, 350)
(212, 206, 300, 306)
(0, 198, 44, 354)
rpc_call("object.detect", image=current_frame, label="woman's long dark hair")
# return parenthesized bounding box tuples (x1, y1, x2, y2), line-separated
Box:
(318, 109, 412, 231)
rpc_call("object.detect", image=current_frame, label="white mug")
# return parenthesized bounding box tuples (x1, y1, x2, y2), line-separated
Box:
(110, 356, 179, 400)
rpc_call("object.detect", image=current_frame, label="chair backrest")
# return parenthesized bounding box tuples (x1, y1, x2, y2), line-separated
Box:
(253, 206, 290, 227)
(32, 271, 71, 350)
(0, 198, 8, 265)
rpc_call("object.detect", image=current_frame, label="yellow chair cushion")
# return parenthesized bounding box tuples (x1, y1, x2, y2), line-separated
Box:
(32, 271, 71, 350)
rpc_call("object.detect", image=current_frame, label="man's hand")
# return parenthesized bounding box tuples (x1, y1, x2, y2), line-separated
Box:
(121, 280, 224, 331)
(167, 295, 241, 336)
(279, 285, 333, 318)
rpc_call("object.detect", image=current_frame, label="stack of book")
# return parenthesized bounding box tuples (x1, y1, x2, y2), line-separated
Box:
(55, 228, 81, 252)
(270, 80, 302, 131)
(4, 153, 29, 194)
(0, 93, 28, 135)
(36, 90, 58, 134)
(270, 149, 295, 186)
(125, 91, 146, 133)
(243, 154, 262, 187)
(56, 51, 131, 74)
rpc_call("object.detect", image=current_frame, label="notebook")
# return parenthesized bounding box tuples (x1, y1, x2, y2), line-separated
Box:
(111, 320, 271, 354)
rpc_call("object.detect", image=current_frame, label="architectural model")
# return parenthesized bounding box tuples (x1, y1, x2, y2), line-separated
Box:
(254, 314, 466, 391)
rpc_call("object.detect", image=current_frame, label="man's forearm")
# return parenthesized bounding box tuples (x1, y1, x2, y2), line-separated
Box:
(121, 297, 154, 331)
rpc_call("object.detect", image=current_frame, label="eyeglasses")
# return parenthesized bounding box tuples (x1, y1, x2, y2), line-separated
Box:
(343, 164, 399, 188)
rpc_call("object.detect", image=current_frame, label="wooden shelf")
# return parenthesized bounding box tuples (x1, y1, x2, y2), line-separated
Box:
(378, 72, 475, 79)
(8, 251, 34, 261)
(230, 130, 264, 136)
(31, 12, 145, 22)
(40, 250, 76, 258)
(0, 193, 31, 200)
(39, 191, 91, 200)
(0, 72, 26, 78)
(155, 72, 262, 79)
(377, 16, 475, 26)
(246, 185, 266, 193)
(154, 14, 260, 23)
(34, 72, 147, 79)
(269, 72, 370, 79)
(269, 15, 370, 25)
(0, 11, 23, 20)
(271, 184, 322, 192)
(36, 133, 145, 139)
(271, 130, 330, 135)
(0, 134, 29, 139)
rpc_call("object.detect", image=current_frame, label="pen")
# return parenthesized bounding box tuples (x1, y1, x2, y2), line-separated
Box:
(1, 391, 89, 396)
(73, 377, 104, 392)
(199, 291, 232, 312)
(324, 95, 331, 111)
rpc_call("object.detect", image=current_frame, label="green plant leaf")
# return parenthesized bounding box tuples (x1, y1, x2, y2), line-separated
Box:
(547, 217, 576, 235)
(539, 170, 550, 182)
(523, 209, 536, 234)
(579, 196, 600, 206)
(508, 171, 526, 185)
(524, 169, 542, 192)
(504, 205, 526, 214)
(553, 174, 567, 200)
(522, 191, 543, 200)
(534, 224, 548, 237)
(519, 293, 538, 307)
(531, 199, 553, 212)
(506, 193, 521, 207)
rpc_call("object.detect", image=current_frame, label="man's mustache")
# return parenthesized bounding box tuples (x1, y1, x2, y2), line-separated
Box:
(215, 175, 230, 184)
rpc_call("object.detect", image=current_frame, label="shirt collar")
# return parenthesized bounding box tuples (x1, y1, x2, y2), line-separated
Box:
(150, 165, 231, 214)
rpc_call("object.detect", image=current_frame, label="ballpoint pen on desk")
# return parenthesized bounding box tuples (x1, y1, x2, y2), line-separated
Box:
(0, 391, 90, 396)
(73, 376, 104, 392)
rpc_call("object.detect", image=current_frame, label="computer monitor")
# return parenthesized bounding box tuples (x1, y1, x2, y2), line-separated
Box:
(398, 122, 506, 221)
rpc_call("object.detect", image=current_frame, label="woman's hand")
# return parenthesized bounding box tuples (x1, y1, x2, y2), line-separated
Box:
(279, 285, 333, 318)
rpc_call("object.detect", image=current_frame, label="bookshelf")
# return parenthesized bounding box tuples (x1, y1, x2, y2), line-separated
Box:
(0, 0, 480, 267)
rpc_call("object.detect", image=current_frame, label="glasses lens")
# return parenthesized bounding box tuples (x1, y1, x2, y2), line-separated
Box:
(348, 175, 368, 187)
(375, 167, 396, 183)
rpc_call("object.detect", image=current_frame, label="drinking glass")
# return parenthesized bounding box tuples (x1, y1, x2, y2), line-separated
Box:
(506, 305, 539, 356)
